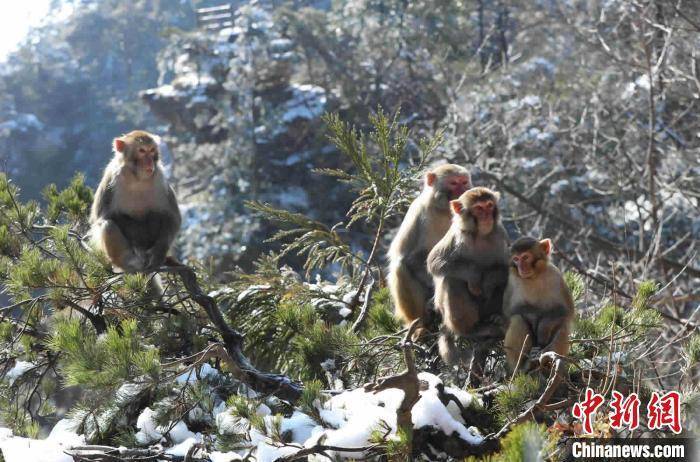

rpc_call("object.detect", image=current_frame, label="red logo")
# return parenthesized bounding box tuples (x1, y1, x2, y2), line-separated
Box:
(572, 388, 605, 434)
(647, 391, 681, 434)
(572, 389, 682, 434)
(609, 391, 640, 431)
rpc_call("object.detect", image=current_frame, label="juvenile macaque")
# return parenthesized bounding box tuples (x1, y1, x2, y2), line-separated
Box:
(503, 237, 574, 372)
(387, 164, 471, 337)
(427, 187, 509, 371)
(89, 130, 181, 273)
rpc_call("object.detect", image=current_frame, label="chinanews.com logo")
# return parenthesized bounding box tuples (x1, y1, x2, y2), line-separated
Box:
(562, 388, 698, 461)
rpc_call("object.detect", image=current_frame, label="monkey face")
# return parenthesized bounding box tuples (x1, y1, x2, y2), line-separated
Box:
(445, 174, 471, 200)
(425, 165, 472, 209)
(512, 251, 537, 278)
(471, 199, 495, 223)
(510, 238, 552, 278)
(113, 131, 161, 181)
(133, 144, 159, 179)
(450, 187, 500, 235)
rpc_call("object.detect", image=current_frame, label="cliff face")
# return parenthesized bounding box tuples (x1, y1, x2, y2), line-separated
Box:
(142, 4, 347, 269)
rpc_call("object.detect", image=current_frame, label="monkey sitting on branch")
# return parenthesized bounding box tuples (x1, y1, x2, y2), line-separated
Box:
(427, 187, 509, 383)
(503, 237, 575, 372)
(387, 164, 472, 339)
(89, 130, 181, 273)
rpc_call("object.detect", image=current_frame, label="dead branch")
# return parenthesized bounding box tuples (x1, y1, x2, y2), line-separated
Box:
(160, 260, 303, 402)
(65, 445, 211, 461)
(490, 352, 566, 440)
(351, 277, 375, 333)
(364, 318, 421, 429)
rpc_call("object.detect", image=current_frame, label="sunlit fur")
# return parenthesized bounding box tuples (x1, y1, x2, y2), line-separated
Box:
(89, 130, 181, 274)
(387, 164, 471, 338)
(449, 187, 501, 236)
(503, 236, 574, 372)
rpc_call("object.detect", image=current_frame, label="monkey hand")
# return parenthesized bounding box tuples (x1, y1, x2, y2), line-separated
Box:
(121, 251, 147, 273)
(144, 245, 169, 270)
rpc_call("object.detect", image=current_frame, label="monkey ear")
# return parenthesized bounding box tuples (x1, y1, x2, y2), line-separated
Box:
(450, 200, 463, 215)
(539, 238, 552, 256)
(426, 172, 437, 187)
(113, 138, 126, 153)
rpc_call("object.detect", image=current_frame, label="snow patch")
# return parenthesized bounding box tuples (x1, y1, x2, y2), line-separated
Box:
(0, 427, 80, 462)
(4, 361, 34, 384)
(135, 407, 163, 444)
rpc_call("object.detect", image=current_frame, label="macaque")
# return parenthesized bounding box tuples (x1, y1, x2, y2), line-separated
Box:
(503, 237, 575, 372)
(89, 130, 181, 273)
(387, 164, 472, 337)
(427, 187, 509, 374)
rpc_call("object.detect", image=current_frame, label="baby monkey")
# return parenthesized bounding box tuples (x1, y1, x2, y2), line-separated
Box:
(503, 237, 574, 372)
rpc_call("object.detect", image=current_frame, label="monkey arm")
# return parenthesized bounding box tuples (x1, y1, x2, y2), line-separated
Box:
(440, 258, 482, 290)
(481, 264, 509, 298)
(91, 182, 114, 222)
(403, 249, 432, 289)
(145, 188, 182, 269)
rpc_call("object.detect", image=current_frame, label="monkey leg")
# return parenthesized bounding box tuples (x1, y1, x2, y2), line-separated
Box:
(437, 281, 481, 368)
(388, 263, 430, 337)
(440, 281, 479, 337)
(467, 346, 488, 388)
(97, 219, 145, 272)
(504, 315, 534, 372)
(537, 318, 570, 367)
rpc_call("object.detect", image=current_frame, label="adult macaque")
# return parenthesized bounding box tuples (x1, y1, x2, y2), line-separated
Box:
(89, 130, 181, 273)
(427, 187, 509, 375)
(503, 237, 575, 372)
(387, 164, 471, 337)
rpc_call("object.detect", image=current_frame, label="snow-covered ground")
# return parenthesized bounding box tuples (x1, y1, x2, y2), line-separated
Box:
(0, 368, 482, 462)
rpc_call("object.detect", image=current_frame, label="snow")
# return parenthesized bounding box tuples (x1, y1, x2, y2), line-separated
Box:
(166, 436, 201, 456)
(320, 358, 336, 372)
(257, 441, 300, 462)
(236, 284, 272, 302)
(209, 287, 235, 298)
(168, 420, 197, 444)
(135, 407, 163, 444)
(281, 84, 327, 123)
(176, 363, 219, 384)
(280, 411, 318, 443)
(339, 307, 352, 318)
(210, 451, 244, 462)
(0, 365, 484, 462)
(4, 360, 34, 384)
(47, 419, 84, 447)
(0, 426, 83, 462)
(412, 389, 482, 444)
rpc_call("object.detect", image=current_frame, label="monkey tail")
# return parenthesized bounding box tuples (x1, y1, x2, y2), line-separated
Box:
(147, 273, 165, 300)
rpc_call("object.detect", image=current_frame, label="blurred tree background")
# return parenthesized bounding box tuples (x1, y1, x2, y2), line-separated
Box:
(0, 0, 698, 460)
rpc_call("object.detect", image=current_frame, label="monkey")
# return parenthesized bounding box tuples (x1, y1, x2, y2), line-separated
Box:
(89, 130, 181, 273)
(503, 237, 575, 372)
(387, 164, 472, 338)
(427, 187, 509, 381)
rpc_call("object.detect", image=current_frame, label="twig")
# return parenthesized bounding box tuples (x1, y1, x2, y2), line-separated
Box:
(351, 277, 375, 333)
(364, 318, 421, 429)
(490, 352, 566, 440)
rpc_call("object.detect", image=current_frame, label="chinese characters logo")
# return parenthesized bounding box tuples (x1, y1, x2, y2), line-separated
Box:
(572, 388, 681, 434)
